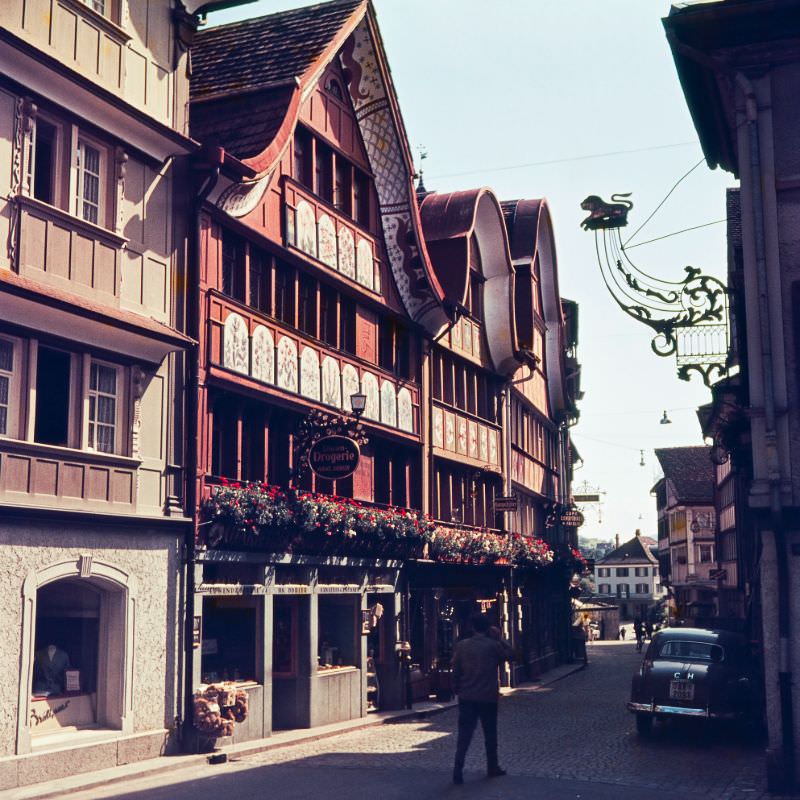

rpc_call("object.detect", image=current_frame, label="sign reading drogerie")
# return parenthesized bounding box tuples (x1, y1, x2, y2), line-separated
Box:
(309, 435, 360, 480)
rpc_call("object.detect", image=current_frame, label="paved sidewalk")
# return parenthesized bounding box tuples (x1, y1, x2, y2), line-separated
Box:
(1, 662, 584, 800)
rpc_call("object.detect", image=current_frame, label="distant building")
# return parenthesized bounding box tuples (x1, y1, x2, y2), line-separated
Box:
(594, 531, 664, 620)
(653, 447, 716, 622)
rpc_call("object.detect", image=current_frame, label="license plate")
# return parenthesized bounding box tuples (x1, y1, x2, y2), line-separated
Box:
(669, 679, 695, 701)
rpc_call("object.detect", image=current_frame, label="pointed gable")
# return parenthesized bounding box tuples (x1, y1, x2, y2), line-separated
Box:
(597, 535, 658, 566)
(189, 0, 448, 333)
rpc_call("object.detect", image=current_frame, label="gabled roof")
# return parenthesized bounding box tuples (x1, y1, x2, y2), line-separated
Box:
(655, 446, 714, 503)
(189, 0, 449, 333)
(191, 0, 363, 103)
(597, 535, 658, 566)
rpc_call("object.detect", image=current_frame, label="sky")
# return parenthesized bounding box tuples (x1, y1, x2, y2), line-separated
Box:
(207, 0, 734, 545)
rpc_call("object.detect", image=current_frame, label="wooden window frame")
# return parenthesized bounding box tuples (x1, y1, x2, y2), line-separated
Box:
(0, 334, 22, 440)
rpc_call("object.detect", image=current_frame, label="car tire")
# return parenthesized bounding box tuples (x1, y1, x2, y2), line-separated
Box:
(636, 713, 654, 737)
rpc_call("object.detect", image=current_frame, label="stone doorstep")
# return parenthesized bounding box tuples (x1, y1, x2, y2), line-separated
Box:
(0, 663, 586, 800)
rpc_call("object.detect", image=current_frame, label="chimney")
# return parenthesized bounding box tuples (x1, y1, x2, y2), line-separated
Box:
(615, 533, 620, 549)
(635, 529, 641, 537)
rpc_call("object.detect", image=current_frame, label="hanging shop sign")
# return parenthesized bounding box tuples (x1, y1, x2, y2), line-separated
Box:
(309, 435, 360, 480)
(493, 495, 518, 512)
(560, 507, 585, 528)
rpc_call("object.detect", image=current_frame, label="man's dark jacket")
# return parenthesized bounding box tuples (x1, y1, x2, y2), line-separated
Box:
(452, 633, 513, 703)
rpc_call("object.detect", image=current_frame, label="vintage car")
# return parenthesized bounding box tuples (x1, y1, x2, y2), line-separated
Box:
(628, 627, 755, 736)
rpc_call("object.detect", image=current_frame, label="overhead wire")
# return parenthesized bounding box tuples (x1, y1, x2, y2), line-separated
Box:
(621, 219, 726, 250)
(426, 141, 698, 180)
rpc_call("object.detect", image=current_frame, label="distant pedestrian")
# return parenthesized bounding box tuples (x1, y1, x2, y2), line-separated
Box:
(451, 613, 513, 785)
(619, 626, 626, 640)
(645, 620, 653, 640)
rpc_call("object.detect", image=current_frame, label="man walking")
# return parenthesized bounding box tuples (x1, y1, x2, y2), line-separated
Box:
(451, 613, 514, 784)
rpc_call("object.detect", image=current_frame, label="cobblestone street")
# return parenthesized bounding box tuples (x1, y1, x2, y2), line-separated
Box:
(38, 640, 773, 800)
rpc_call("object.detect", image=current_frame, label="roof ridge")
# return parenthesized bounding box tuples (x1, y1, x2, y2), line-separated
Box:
(196, 0, 362, 37)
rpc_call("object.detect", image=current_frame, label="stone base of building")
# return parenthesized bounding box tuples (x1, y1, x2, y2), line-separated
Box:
(0, 728, 178, 790)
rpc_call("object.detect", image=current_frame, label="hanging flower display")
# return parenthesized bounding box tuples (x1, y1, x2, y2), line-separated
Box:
(428, 527, 554, 568)
(201, 480, 435, 557)
(193, 682, 248, 738)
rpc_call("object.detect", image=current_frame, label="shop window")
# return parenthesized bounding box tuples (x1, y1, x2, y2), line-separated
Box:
(201, 597, 258, 683)
(298, 274, 317, 337)
(31, 579, 101, 732)
(318, 595, 358, 670)
(249, 248, 271, 313)
(87, 360, 121, 454)
(273, 598, 298, 676)
(274, 260, 295, 326)
(221, 231, 246, 302)
(34, 346, 71, 447)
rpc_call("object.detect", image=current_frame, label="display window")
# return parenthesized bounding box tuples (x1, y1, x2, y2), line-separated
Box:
(201, 597, 259, 684)
(30, 579, 102, 733)
(318, 595, 359, 670)
(273, 597, 298, 677)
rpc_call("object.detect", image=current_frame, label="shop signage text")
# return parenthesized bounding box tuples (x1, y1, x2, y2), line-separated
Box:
(197, 583, 266, 595)
(309, 435, 360, 480)
(493, 495, 518, 512)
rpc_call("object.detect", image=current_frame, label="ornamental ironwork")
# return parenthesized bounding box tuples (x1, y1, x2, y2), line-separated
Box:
(580, 193, 730, 387)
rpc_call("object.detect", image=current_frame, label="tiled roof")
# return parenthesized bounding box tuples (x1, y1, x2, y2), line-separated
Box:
(596, 535, 658, 565)
(191, 0, 363, 101)
(654, 446, 714, 503)
(191, 89, 294, 161)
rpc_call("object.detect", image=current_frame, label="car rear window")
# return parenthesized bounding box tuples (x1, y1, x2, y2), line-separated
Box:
(658, 640, 724, 662)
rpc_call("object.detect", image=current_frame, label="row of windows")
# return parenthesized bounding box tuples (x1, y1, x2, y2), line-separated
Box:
(25, 115, 111, 229)
(597, 584, 651, 596)
(431, 351, 499, 424)
(596, 567, 653, 578)
(433, 462, 500, 530)
(510, 399, 557, 467)
(0, 335, 126, 455)
(221, 232, 415, 380)
(294, 126, 371, 229)
(210, 400, 419, 509)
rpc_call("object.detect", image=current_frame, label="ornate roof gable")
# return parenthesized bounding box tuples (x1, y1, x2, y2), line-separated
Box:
(190, 0, 447, 332)
(339, 14, 446, 331)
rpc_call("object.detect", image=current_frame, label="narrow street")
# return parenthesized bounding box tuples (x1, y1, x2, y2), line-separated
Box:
(45, 641, 769, 800)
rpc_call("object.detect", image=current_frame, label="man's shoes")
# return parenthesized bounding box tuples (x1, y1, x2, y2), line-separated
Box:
(453, 769, 464, 785)
(487, 767, 507, 778)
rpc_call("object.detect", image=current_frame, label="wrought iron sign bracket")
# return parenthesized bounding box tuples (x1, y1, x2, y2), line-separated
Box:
(580, 193, 730, 387)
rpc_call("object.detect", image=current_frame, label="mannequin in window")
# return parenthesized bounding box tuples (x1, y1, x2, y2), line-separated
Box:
(32, 645, 70, 695)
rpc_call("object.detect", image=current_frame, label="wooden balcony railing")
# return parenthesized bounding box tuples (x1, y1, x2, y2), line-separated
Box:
(14, 195, 127, 306)
(510, 445, 556, 495)
(0, 438, 139, 513)
(283, 178, 381, 295)
(431, 400, 501, 471)
(441, 315, 482, 363)
(207, 293, 420, 436)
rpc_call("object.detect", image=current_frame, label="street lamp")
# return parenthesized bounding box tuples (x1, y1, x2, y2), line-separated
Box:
(350, 391, 367, 418)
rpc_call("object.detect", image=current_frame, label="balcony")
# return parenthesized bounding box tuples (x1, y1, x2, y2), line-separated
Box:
(431, 401, 501, 472)
(0, 438, 138, 513)
(15, 195, 127, 306)
(441, 315, 482, 364)
(207, 293, 420, 437)
(283, 178, 381, 295)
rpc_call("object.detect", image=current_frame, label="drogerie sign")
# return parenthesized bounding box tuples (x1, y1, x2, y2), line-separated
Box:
(309, 435, 360, 480)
